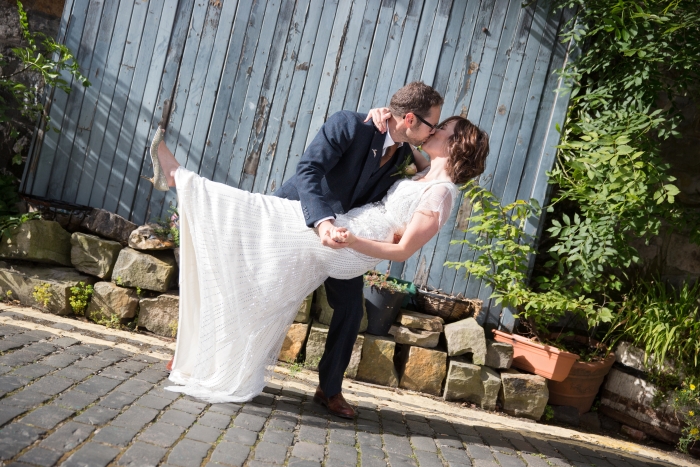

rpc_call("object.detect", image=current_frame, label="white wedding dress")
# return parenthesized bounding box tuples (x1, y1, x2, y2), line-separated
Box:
(167, 167, 457, 403)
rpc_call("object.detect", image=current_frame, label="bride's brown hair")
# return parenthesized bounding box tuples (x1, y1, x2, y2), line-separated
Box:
(440, 116, 489, 184)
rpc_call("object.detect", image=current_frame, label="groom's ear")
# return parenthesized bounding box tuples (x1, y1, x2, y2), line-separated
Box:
(403, 112, 417, 128)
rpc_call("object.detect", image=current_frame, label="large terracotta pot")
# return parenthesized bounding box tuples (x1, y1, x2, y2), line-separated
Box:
(492, 330, 579, 382)
(548, 351, 616, 414)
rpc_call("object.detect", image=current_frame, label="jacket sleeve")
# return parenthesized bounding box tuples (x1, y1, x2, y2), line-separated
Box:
(296, 111, 360, 227)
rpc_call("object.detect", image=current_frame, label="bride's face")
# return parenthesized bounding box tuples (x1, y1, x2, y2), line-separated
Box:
(421, 120, 457, 159)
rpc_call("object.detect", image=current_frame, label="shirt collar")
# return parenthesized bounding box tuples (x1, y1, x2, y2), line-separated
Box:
(383, 124, 403, 152)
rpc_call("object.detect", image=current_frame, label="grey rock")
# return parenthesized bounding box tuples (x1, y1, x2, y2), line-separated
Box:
(304, 321, 328, 370)
(295, 293, 313, 324)
(81, 208, 137, 244)
(0, 261, 96, 315)
(138, 292, 179, 337)
(315, 284, 368, 332)
(70, 233, 123, 279)
(393, 326, 440, 348)
(356, 335, 398, 387)
(397, 310, 444, 332)
(499, 369, 548, 420)
(0, 220, 71, 266)
(443, 359, 500, 411)
(345, 333, 364, 379)
(128, 224, 176, 250)
(112, 248, 176, 292)
(484, 339, 513, 369)
(443, 317, 486, 364)
(279, 322, 309, 363)
(87, 281, 139, 319)
(399, 346, 446, 396)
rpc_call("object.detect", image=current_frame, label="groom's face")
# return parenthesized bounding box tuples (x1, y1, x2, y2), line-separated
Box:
(404, 105, 441, 147)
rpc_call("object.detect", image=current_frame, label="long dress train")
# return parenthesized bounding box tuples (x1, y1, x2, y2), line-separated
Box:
(167, 167, 456, 403)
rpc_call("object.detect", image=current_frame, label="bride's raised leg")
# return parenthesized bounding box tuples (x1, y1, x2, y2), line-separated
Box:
(142, 127, 180, 189)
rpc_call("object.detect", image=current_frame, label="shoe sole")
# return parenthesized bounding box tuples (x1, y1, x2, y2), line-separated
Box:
(313, 394, 355, 419)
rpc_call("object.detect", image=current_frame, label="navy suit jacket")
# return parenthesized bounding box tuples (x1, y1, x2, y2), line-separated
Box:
(275, 110, 412, 227)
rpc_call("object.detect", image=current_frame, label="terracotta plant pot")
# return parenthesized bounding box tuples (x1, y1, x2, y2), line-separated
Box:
(548, 351, 616, 414)
(492, 330, 579, 382)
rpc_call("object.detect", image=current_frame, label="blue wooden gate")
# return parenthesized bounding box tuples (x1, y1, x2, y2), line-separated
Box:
(20, 0, 575, 329)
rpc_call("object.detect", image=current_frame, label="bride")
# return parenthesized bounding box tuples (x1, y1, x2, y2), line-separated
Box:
(146, 111, 489, 403)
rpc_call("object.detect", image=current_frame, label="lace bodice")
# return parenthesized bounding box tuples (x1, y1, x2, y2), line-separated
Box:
(335, 169, 458, 243)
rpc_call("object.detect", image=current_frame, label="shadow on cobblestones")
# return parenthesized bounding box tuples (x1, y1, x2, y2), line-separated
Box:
(0, 314, 691, 467)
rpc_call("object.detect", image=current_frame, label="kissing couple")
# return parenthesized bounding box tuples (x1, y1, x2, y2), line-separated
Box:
(146, 81, 489, 418)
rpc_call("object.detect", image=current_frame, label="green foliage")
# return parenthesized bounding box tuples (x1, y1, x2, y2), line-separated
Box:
(672, 380, 700, 452)
(90, 309, 121, 329)
(446, 183, 612, 338)
(0, 171, 42, 239)
(543, 405, 555, 422)
(0, 1, 90, 164)
(151, 206, 179, 247)
(32, 282, 50, 307)
(363, 270, 410, 294)
(544, 0, 700, 310)
(69, 281, 93, 316)
(168, 320, 178, 338)
(606, 279, 700, 374)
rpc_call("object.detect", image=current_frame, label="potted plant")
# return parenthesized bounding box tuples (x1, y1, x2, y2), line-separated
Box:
(363, 271, 413, 335)
(446, 183, 615, 389)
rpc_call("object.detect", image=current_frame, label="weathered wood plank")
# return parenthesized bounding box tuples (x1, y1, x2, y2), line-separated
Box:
(343, 1, 383, 111)
(356, 0, 395, 113)
(64, 0, 119, 205)
(282, 0, 340, 184)
(370, 0, 409, 107)
(305, 0, 354, 148)
(405, 0, 438, 84)
(223, 0, 285, 189)
(251, 0, 312, 195)
(73, 0, 136, 206)
(30, 0, 90, 198)
(261, 0, 325, 194)
(238, 0, 297, 192)
(177, 3, 231, 175)
(207, 0, 267, 185)
(382, 0, 422, 101)
(90, 0, 148, 207)
(48, 0, 105, 203)
(419, 0, 452, 86)
(129, 0, 196, 224)
(326, 0, 370, 117)
(430, 0, 463, 97)
(146, 0, 213, 220)
(102, 0, 167, 214)
(114, 1, 181, 220)
(196, 0, 256, 182)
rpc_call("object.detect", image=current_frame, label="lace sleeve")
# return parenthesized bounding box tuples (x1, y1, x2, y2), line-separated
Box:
(415, 183, 458, 229)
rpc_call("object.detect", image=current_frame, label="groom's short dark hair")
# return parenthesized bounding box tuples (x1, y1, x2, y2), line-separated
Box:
(389, 82, 444, 119)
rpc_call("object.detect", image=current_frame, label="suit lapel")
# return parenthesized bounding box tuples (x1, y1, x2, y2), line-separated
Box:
(365, 144, 411, 202)
(350, 130, 385, 206)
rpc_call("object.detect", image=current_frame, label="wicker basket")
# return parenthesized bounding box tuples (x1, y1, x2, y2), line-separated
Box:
(414, 288, 483, 323)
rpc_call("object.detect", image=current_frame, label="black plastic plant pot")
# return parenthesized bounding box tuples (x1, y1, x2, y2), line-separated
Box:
(364, 285, 408, 336)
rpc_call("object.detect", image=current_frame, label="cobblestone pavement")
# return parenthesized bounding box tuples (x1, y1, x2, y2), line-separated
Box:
(0, 306, 696, 467)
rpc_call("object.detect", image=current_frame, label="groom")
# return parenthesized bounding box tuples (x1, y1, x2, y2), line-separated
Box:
(275, 81, 443, 418)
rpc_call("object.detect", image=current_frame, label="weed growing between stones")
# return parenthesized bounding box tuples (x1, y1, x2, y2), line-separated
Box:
(168, 320, 178, 338)
(89, 309, 121, 329)
(32, 282, 51, 307)
(68, 281, 93, 315)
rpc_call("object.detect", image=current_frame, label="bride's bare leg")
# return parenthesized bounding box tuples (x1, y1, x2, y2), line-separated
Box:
(156, 140, 180, 187)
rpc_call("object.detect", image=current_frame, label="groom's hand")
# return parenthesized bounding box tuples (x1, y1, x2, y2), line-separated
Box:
(318, 220, 349, 249)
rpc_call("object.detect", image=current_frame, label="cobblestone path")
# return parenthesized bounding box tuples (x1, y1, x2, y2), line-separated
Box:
(0, 306, 695, 467)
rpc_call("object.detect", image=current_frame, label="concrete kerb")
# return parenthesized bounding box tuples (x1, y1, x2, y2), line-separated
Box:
(0, 304, 174, 360)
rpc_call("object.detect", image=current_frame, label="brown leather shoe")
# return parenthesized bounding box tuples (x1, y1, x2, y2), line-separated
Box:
(166, 356, 174, 372)
(313, 386, 355, 419)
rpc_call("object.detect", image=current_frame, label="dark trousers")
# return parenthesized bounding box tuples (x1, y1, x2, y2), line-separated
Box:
(317, 275, 364, 398)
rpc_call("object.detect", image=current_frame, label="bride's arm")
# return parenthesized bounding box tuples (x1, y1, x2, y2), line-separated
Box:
(343, 210, 441, 262)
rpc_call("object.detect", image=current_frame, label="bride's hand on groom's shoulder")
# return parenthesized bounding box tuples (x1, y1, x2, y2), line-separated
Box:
(365, 107, 391, 133)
